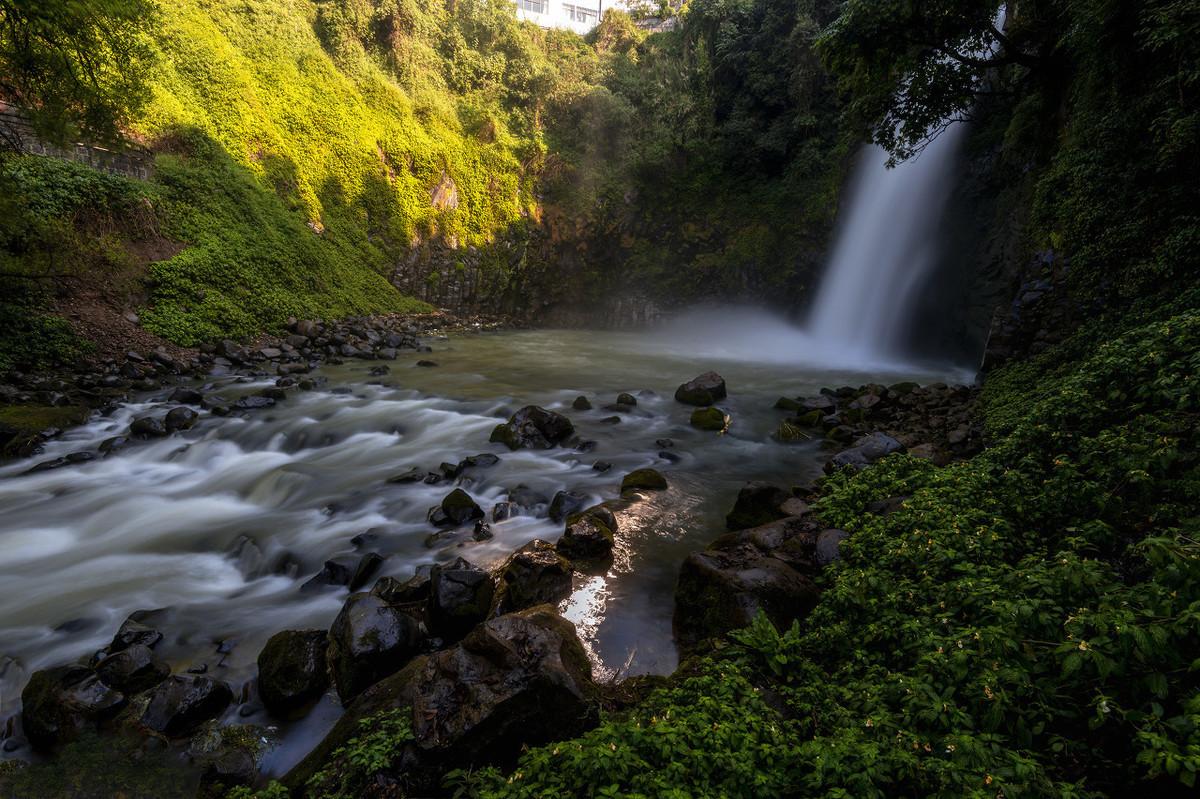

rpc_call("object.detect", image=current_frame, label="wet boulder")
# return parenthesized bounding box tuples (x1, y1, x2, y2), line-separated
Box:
(690, 407, 728, 431)
(815, 529, 850, 567)
(674, 536, 819, 653)
(825, 432, 905, 473)
(428, 488, 484, 527)
(674, 372, 727, 406)
(109, 617, 163, 652)
(21, 666, 127, 750)
(328, 593, 424, 704)
(493, 540, 573, 615)
(371, 568, 432, 605)
(489, 406, 574, 450)
(300, 558, 355, 593)
(164, 406, 199, 432)
(95, 644, 170, 694)
(130, 416, 168, 438)
(285, 606, 597, 794)
(572, 395, 592, 410)
(140, 675, 233, 737)
(428, 558, 495, 640)
(725, 482, 792, 531)
(620, 468, 668, 493)
(257, 629, 329, 717)
(556, 509, 615, 563)
(548, 490, 588, 523)
(616, 393, 638, 406)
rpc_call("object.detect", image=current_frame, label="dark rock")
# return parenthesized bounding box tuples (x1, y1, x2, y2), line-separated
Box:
(572, 396, 592, 410)
(95, 644, 169, 694)
(826, 432, 905, 473)
(489, 406, 575, 450)
(674, 540, 819, 652)
(428, 488, 484, 527)
(21, 666, 127, 750)
(109, 618, 163, 652)
(815, 529, 850, 566)
(548, 490, 587, 523)
(416, 360, 439, 367)
(494, 540, 572, 615)
(491, 501, 514, 522)
(460, 453, 500, 470)
(300, 559, 355, 593)
(257, 629, 329, 716)
(387, 467, 425, 484)
(556, 511, 615, 562)
(598, 415, 621, 424)
(328, 593, 424, 704)
(428, 557, 494, 640)
(616, 393, 637, 406)
(233, 396, 275, 411)
(349, 552, 385, 591)
(168, 388, 204, 405)
(164, 406, 199, 432)
(140, 675, 233, 737)
(130, 416, 168, 438)
(620, 468, 668, 493)
(726, 483, 791, 531)
(658, 450, 681, 463)
(372, 569, 432, 605)
(592, 461, 612, 473)
(773, 397, 803, 412)
(507, 486, 550, 514)
(674, 372, 727, 406)
(285, 606, 597, 794)
(472, 521, 493, 541)
(802, 395, 837, 415)
(99, 435, 130, 454)
(656, 438, 674, 448)
(690, 407, 728, 431)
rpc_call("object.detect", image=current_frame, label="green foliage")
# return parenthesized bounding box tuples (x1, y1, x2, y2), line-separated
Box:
(304, 708, 415, 799)
(450, 661, 802, 798)
(461, 296, 1200, 796)
(0, 0, 156, 146)
(226, 782, 289, 799)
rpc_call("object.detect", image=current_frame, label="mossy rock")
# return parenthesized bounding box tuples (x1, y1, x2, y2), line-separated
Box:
(690, 407, 729, 432)
(795, 409, 825, 427)
(621, 468, 668, 492)
(0, 404, 90, 456)
(773, 397, 803, 412)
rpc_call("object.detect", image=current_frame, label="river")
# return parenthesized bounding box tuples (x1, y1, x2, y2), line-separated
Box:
(0, 307, 970, 771)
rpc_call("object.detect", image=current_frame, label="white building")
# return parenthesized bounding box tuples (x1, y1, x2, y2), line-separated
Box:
(513, 0, 628, 34)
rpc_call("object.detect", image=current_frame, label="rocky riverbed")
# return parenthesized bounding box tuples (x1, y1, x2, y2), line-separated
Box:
(0, 314, 980, 796)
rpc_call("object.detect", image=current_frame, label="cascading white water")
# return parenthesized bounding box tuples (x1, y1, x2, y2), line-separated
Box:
(807, 124, 967, 359)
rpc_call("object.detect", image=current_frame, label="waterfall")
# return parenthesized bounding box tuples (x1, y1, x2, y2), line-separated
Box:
(806, 123, 967, 360)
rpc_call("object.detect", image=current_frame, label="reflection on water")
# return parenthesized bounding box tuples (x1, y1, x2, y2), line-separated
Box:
(0, 313, 971, 767)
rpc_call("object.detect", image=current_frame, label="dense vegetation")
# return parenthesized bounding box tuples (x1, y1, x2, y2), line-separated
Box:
(450, 0, 1200, 796)
(2, 0, 1198, 796)
(0, 0, 848, 365)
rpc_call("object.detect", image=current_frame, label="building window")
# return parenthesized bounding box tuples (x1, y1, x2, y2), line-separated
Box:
(517, 0, 546, 13)
(562, 2, 598, 23)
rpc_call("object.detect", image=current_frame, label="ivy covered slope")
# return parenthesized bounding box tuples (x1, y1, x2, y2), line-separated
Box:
(133, 0, 574, 344)
(457, 297, 1200, 799)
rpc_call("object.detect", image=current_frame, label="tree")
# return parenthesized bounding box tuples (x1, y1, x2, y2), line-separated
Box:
(0, 0, 156, 149)
(817, 0, 1050, 162)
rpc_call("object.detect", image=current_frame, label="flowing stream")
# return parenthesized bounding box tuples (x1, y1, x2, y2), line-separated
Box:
(0, 311, 968, 770)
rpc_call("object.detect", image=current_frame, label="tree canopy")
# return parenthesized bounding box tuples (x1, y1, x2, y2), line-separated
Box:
(0, 0, 156, 148)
